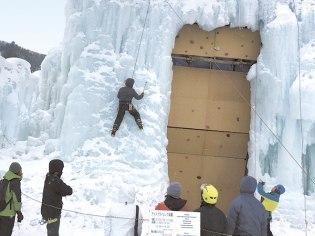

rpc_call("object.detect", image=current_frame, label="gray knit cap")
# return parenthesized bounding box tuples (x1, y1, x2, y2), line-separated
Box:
(167, 182, 182, 198)
(9, 162, 22, 174)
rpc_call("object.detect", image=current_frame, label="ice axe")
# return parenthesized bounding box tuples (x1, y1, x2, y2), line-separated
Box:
(142, 82, 147, 94)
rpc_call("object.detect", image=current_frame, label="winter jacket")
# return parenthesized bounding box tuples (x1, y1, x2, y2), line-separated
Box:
(194, 202, 227, 236)
(117, 78, 144, 104)
(41, 172, 73, 220)
(226, 176, 267, 236)
(155, 195, 189, 211)
(104, 202, 143, 236)
(0, 171, 22, 217)
(257, 182, 280, 212)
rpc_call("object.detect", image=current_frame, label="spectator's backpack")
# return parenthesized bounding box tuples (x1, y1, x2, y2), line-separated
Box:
(0, 178, 11, 211)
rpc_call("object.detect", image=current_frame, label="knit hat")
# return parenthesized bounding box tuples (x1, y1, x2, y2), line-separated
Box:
(49, 159, 64, 174)
(9, 162, 22, 174)
(167, 182, 182, 198)
(276, 184, 285, 195)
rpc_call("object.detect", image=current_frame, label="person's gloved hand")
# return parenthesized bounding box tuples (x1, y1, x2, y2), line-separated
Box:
(17, 211, 24, 222)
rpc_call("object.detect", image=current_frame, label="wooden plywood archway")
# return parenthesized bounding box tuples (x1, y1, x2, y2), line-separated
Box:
(167, 24, 260, 213)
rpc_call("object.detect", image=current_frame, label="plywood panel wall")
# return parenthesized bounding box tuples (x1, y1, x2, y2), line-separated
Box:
(168, 153, 246, 213)
(173, 24, 261, 61)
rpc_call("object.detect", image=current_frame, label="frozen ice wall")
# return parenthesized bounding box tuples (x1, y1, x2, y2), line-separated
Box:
(0, 56, 39, 144)
(1, 0, 315, 231)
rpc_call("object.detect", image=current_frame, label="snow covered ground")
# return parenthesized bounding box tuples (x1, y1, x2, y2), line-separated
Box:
(1, 0, 315, 235)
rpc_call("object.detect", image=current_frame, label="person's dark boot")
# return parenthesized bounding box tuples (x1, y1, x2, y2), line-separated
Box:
(136, 119, 143, 130)
(111, 124, 118, 137)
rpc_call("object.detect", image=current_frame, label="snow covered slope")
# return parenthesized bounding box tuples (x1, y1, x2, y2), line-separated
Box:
(1, 0, 315, 235)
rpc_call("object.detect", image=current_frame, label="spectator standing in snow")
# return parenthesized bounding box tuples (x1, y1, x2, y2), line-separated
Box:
(111, 78, 144, 137)
(41, 159, 73, 236)
(258, 180, 285, 236)
(194, 184, 226, 236)
(226, 176, 267, 236)
(104, 187, 143, 236)
(155, 182, 189, 211)
(0, 162, 24, 236)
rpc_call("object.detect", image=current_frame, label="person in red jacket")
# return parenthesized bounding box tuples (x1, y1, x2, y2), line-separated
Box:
(155, 182, 189, 211)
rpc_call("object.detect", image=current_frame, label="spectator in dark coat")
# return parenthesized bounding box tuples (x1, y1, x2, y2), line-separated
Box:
(226, 176, 267, 236)
(194, 184, 226, 236)
(111, 78, 144, 137)
(155, 182, 189, 211)
(41, 159, 73, 236)
(0, 162, 23, 236)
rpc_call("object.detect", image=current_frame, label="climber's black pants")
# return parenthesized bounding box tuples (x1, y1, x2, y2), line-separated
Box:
(113, 103, 141, 130)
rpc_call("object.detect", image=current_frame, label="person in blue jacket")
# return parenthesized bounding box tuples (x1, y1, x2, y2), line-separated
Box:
(226, 176, 267, 236)
(258, 180, 285, 236)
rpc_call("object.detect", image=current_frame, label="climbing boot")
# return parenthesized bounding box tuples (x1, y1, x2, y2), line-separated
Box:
(111, 124, 118, 137)
(136, 119, 143, 130)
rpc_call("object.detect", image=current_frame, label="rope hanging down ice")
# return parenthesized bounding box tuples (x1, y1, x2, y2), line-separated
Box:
(131, 0, 151, 79)
(291, 0, 308, 235)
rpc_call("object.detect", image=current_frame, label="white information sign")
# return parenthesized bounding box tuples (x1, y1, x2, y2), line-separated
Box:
(149, 210, 200, 236)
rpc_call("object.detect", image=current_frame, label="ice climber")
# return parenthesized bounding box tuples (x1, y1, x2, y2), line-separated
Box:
(41, 159, 73, 236)
(226, 176, 267, 236)
(111, 78, 144, 137)
(155, 182, 189, 211)
(258, 180, 285, 236)
(194, 184, 226, 236)
(0, 162, 24, 236)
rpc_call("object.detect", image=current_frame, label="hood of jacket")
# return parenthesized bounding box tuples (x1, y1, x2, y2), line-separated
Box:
(164, 195, 187, 211)
(240, 176, 257, 194)
(125, 78, 134, 88)
(4, 170, 22, 181)
(49, 159, 64, 175)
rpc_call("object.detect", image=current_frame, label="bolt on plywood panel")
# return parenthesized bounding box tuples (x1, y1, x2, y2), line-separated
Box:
(168, 97, 207, 129)
(168, 153, 205, 211)
(173, 24, 216, 57)
(205, 101, 250, 133)
(171, 66, 209, 99)
(213, 27, 261, 60)
(203, 131, 249, 159)
(208, 70, 250, 102)
(167, 128, 205, 155)
(201, 155, 246, 213)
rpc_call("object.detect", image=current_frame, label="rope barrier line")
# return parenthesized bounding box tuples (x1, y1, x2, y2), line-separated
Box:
(291, 0, 308, 235)
(22, 192, 148, 221)
(132, 0, 151, 79)
(23, 192, 242, 235)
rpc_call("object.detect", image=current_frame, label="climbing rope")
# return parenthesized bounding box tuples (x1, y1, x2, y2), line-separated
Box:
(132, 0, 151, 79)
(291, 0, 308, 235)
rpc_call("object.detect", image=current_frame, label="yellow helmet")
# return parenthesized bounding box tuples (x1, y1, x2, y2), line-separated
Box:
(202, 184, 218, 204)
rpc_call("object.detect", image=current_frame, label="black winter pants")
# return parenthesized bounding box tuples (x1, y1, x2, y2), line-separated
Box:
(0, 215, 15, 236)
(47, 216, 61, 236)
(267, 212, 273, 236)
(113, 103, 142, 130)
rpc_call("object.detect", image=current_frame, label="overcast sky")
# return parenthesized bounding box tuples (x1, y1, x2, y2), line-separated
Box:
(0, 0, 66, 54)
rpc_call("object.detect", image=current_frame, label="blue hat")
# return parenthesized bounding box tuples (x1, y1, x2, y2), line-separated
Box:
(276, 184, 285, 194)
(167, 182, 182, 198)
